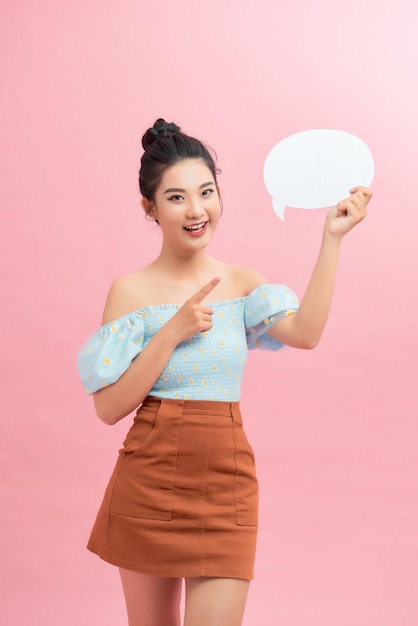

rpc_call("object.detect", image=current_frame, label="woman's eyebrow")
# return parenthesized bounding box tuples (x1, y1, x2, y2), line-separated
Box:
(163, 181, 215, 194)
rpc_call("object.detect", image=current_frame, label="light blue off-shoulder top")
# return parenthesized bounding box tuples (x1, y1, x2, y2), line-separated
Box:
(77, 284, 299, 401)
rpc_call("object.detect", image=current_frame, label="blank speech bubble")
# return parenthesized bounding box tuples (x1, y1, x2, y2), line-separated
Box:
(263, 129, 375, 220)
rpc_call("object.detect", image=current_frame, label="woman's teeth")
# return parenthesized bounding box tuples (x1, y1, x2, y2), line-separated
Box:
(184, 222, 206, 232)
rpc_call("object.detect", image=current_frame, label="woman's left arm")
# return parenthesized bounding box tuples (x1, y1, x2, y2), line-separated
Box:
(269, 186, 373, 349)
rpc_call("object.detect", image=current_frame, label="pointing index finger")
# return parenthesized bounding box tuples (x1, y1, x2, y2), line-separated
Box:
(190, 277, 221, 303)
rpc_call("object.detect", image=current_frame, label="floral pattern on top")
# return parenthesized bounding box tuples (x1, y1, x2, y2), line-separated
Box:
(77, 284, 298, 400)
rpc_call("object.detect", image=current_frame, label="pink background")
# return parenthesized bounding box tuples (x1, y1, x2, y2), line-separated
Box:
(1, 1, 417, 624)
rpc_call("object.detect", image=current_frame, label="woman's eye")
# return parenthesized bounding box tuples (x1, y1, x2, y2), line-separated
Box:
(169, 194, 183, 201)
(202, 188, 214, 196)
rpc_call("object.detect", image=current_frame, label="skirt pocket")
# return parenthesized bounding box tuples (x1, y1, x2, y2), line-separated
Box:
(232, 418, 259, 527)
(109, 403, 181, 521)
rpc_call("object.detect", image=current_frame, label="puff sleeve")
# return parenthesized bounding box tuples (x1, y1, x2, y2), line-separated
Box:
(77, 311, 145, 394)
(244, 284, 299, 350)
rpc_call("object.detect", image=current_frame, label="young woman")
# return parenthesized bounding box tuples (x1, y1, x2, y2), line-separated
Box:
(78, 118, 372, 626)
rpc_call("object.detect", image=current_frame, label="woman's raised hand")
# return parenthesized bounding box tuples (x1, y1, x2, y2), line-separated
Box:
(324, 186, 373, 238)
(165, 277, 221, 345)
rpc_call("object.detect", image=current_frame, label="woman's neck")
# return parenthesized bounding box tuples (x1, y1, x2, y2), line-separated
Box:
(153, 247, 215, 280)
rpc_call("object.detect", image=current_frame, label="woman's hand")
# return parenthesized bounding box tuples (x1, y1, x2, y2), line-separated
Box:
(324, 186, 373, 239)
(164, 277, 221, 345)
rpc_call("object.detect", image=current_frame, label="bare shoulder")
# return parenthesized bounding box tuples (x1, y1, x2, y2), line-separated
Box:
(101, 269, 154, 324)
(221, 263, 267, 297)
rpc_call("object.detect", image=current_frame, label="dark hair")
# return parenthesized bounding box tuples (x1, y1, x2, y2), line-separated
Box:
(139, 118, 219, 201)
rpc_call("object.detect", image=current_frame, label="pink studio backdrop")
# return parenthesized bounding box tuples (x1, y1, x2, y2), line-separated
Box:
(1, 1, 417, 624)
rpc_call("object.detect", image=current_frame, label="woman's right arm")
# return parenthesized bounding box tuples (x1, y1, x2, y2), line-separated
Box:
(93, 325, 181, 425)
(92, 277, 220, 425)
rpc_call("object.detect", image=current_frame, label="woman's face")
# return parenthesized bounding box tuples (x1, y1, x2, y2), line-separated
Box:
(144, 158, 221, 251)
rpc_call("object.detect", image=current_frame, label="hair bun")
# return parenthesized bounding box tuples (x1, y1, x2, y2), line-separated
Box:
(142, 118, 181, 150)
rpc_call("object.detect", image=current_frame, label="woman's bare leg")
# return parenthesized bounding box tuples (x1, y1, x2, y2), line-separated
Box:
(184, 577, 250, 626)
(119, 568, 182, 626)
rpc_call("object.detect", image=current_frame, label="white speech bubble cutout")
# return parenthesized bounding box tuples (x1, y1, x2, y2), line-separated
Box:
(263, 129, 375, 220)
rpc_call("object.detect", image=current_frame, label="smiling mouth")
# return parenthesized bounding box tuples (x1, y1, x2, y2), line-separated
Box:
(184, 222, 207, 232)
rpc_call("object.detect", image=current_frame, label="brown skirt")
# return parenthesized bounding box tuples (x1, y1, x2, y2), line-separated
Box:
(87, 396, 258, 579)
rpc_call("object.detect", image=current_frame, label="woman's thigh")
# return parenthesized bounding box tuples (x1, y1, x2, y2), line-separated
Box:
(184, 577, 250, 626)
(119, 568, 182, 626)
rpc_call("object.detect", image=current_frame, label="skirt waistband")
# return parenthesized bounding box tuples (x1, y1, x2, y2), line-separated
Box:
(140, 395, 241, 418)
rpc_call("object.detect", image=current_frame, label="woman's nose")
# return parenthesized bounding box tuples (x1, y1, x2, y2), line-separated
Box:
(187, 199, 204, 218)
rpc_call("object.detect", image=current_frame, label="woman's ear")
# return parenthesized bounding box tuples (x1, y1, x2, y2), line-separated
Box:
(141, 197, 157, 220)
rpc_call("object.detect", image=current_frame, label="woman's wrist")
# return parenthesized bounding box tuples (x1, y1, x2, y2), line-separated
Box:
(321, 228, 344, 250)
